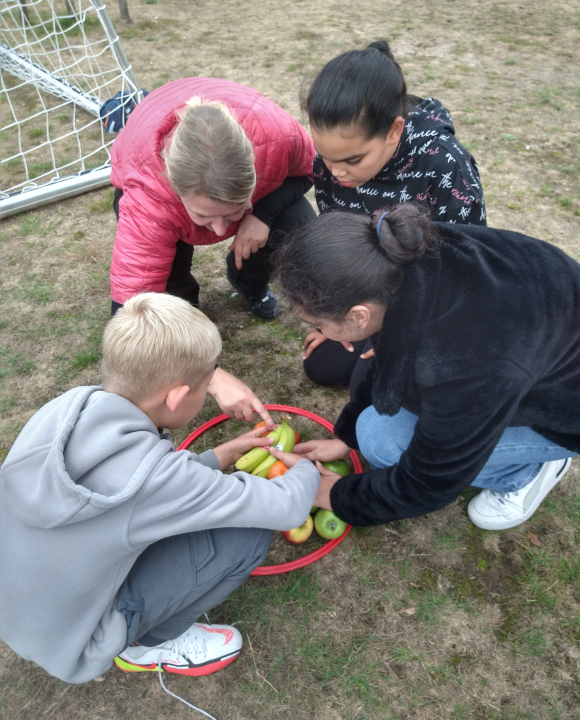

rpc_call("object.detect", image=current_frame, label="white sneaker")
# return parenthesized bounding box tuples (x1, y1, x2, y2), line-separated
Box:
(467, 458, 572, 531)
(115, 622, 242, 676)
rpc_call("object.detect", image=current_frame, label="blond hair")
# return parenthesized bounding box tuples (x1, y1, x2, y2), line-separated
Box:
(101, 293, 222, 403)
(163, 97, 256, 205)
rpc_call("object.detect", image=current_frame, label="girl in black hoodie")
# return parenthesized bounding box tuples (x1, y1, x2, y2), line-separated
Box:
(302, 41, 486, 384)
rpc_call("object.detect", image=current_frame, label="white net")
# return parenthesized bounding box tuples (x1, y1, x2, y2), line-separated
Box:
(0, 0, 141, 215)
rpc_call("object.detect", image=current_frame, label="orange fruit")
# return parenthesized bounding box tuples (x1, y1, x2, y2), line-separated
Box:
(267, 461, 289, 480)
(254, 421, 269, 437)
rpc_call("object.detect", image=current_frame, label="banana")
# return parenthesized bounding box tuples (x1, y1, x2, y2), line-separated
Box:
(252, 421, 296, 477)
(235, 424, 283, 473)
(252, 454, 278, 478)
(278, 421, 296, 454)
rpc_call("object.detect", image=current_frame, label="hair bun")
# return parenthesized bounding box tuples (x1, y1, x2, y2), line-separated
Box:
(372, 204, 435, 264)
(367, 40, 396, 61)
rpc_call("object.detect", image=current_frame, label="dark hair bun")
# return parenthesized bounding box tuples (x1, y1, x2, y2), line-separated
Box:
(367, 40, 396, 62)
(372, 204, 435, 264)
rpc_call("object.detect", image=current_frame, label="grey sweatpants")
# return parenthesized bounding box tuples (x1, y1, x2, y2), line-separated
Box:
(116, 527, 273, 648)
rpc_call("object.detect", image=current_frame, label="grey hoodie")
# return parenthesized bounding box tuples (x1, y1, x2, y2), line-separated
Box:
(0, 386, 319, 683)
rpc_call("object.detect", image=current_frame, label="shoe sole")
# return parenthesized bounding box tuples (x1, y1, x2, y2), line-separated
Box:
(226, 271, 279, 319)
(468, 457, 573, 531)
(114, 650, 240, 677)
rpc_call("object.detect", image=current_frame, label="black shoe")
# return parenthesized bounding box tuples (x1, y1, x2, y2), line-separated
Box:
(226, 268, 280, 319)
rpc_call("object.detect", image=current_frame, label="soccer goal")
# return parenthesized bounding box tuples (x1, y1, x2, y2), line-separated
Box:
(0, 0, 142, 218)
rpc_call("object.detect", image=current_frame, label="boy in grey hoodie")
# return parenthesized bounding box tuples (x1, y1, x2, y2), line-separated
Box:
(0, 293, 319, 684)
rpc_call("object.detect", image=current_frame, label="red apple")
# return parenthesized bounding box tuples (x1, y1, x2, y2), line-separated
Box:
(281, 514, 314, 544)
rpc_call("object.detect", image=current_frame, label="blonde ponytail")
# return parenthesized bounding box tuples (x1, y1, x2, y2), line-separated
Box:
(163, 97, 256, 205)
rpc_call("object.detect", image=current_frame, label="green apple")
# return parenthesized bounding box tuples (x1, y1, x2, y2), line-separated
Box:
(310, 506, 319, 515)
(281, 514, 314, 544)
(314, 509, 347, 539)
(322, 460, 350, 477)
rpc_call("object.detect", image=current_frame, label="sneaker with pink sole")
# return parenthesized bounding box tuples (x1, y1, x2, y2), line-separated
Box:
(115, 622, 242, 677)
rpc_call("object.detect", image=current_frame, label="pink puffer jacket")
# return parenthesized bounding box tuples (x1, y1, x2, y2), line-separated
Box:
(109, 78, 315, 304)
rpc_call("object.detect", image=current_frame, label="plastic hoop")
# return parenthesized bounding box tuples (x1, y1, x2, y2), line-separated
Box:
(177, 404, 360, 575)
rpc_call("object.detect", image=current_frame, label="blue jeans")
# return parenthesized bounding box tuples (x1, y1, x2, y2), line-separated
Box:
(356, 406, 577, 493)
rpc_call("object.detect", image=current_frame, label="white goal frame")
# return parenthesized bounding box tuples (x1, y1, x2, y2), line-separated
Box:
(0, 0, 142, 218)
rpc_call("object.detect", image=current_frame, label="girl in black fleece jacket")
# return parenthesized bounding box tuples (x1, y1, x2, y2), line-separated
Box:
(273, 205, 579, 531)
(302, 41, 486, 386)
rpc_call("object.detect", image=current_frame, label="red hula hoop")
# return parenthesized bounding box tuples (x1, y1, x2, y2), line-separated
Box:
(177, 404, 360, 575)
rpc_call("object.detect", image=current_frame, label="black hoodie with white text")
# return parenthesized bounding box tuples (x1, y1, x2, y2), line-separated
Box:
(313, 97, 486, 225)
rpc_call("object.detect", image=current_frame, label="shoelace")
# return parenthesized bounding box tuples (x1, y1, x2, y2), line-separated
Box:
(155, 612, 218, 719)
(490, 490, 519, 505)
(157, 665, 217, 720)
(172, 633, 207, 662)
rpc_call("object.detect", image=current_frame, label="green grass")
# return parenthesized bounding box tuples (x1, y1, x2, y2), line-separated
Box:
(0, 350, 35, 378)
(18, 215, 58, 237)
(536, 87, 565, 110)
(28, 161, 54, 179)
(12, 278, 54, 306)
(89, 189, 115, 213)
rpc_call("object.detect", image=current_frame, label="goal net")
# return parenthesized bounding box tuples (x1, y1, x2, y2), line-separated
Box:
(0, 0, 142, 218)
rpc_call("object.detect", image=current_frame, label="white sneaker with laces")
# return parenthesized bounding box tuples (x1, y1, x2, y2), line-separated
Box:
(115, 622, 242, 676)
(467, 458, 572, 531)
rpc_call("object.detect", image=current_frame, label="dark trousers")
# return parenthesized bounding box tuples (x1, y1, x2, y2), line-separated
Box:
(112, 189, 315, 313)
(116, 526, 273, 648)
(303, 337, 376, 397)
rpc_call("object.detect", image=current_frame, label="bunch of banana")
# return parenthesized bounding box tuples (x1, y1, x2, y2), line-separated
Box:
(235, 424, 283, 473)
(235, 420, 296, 476)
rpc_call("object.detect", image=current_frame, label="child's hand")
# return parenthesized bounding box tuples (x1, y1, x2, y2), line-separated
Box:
(213, 427, 275, 470)
(268, 450, 341, 511)
(313, 462, 342, 511)
(302, 328, 354, 360)
(268, 447, 313, 469)
(302, 328, 328, 359)
(293, 438, 351, 462)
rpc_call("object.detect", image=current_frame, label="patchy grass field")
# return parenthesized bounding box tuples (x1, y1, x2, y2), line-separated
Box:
(1, 0, 580, 718)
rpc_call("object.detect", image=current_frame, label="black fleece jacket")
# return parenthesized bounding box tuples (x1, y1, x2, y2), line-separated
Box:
(331, 223, 580, 526)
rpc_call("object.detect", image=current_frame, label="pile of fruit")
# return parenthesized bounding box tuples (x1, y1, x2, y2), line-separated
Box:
(283, 459, 349, 543)
(235, 420, 349, 543)
(234, 419, 298, 477)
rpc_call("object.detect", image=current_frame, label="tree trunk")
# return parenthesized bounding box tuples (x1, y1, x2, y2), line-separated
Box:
(19, 0, 30, 24)
(117, 0, 132, 24)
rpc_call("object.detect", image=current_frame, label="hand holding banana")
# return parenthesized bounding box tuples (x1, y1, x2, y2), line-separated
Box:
(235, 419, 296, 477)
